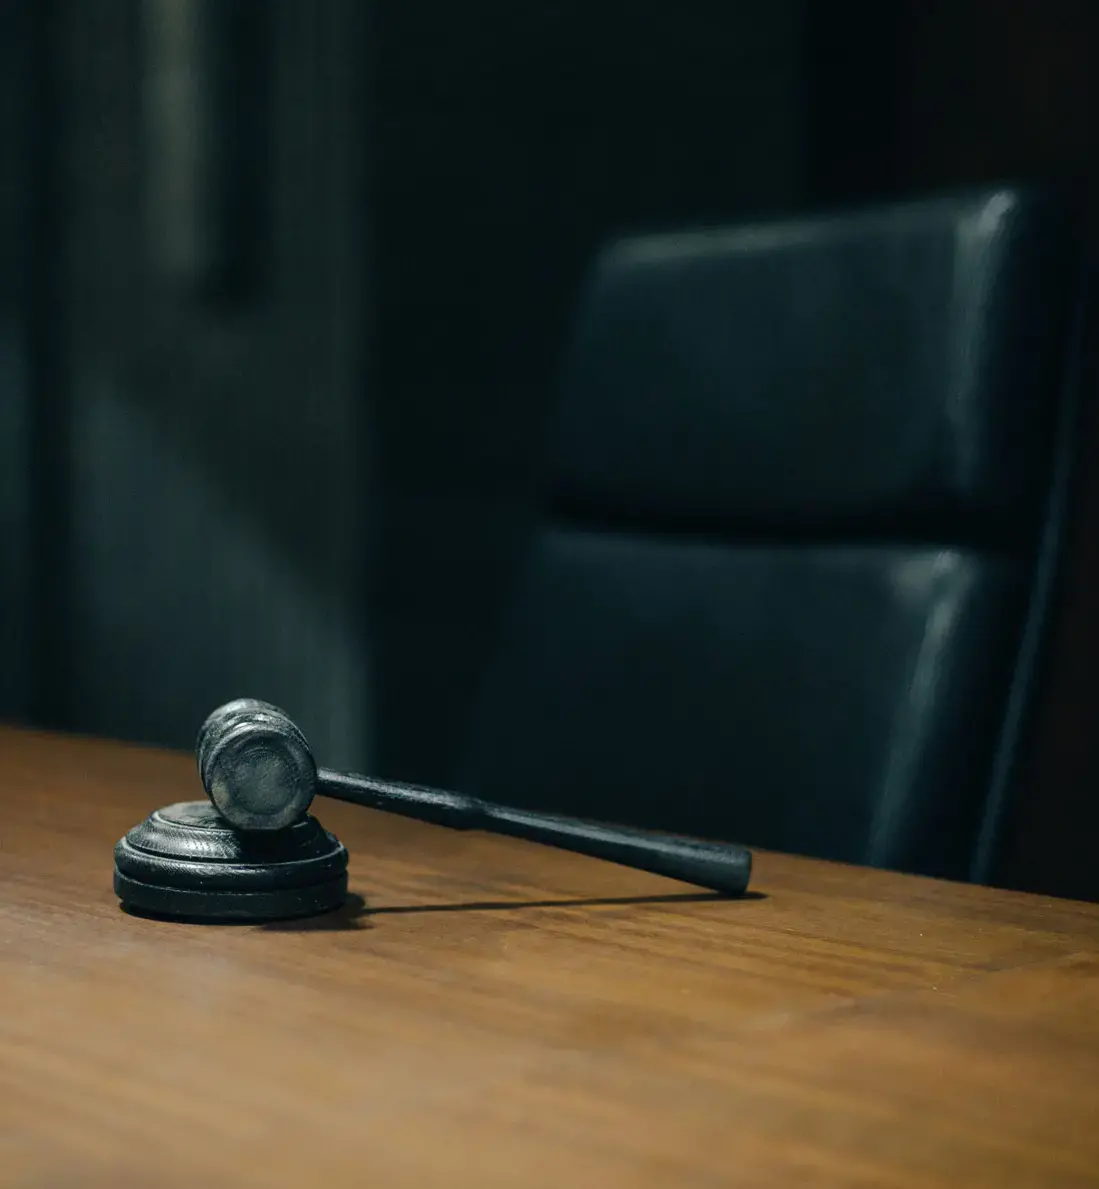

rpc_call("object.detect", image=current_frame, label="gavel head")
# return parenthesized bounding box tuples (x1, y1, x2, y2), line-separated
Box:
(196, 698, 318, 830)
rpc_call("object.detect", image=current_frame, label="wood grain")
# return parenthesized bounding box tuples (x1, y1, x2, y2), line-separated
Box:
(2, 727, 1099, 1188)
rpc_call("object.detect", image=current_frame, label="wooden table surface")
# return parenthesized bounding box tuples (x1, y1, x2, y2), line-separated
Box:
(3, 727, 1099, 1188)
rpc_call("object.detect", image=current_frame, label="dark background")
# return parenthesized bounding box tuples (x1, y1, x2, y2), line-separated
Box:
(2, 0, 1098, 897)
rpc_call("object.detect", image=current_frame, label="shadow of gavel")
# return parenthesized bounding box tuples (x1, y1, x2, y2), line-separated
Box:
(114, 698, 752, 923)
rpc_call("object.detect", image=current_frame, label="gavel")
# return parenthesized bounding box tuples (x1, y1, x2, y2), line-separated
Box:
(114, 698, 753, 922)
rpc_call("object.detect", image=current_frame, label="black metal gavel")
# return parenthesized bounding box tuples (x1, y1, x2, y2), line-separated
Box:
(197, 699, 753, 897)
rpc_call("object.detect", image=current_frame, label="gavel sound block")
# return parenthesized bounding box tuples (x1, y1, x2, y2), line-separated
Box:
(114, 699, 753, 922)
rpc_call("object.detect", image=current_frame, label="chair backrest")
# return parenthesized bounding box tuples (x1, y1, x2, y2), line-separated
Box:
(457, 186, 1086, 881)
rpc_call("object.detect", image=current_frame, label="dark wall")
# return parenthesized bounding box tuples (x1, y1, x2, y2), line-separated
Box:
(1, 0, 373, 767)
(371, 0, 810, 785)
(0, 0, 38, 722)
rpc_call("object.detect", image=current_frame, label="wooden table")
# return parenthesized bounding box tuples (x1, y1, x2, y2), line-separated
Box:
(3, 727, 1099, 1188)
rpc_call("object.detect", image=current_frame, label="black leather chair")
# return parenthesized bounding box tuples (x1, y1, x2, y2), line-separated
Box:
(457, 185, 1088, 883)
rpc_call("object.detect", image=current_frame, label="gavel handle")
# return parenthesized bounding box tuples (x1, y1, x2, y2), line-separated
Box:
(317, 769, 752, 897)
